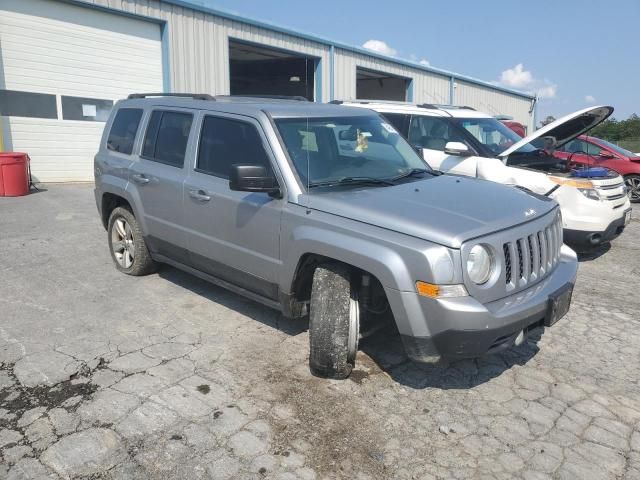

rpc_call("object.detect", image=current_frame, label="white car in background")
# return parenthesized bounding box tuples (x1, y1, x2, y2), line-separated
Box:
(339, 101, 632, 251)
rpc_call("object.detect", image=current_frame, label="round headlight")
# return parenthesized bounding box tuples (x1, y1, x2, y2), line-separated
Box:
(467, 245, 493, 284)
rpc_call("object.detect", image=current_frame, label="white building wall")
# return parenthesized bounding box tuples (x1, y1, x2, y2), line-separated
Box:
(454, 80, 534, 132)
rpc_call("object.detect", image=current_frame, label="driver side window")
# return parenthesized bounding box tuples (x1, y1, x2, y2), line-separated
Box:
(408, 116, 458, 151)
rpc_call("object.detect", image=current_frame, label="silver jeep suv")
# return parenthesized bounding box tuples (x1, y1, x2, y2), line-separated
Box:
(94, 94, 578, 379)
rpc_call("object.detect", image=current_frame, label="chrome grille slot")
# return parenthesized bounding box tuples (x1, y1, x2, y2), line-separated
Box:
(503, 213, 562, 290)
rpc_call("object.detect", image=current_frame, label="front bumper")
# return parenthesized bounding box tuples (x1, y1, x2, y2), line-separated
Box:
(563, 208, 631, 250)
(385, 245, 578, 363)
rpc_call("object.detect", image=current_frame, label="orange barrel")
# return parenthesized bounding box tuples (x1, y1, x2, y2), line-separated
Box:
(0, 153, 30, 197)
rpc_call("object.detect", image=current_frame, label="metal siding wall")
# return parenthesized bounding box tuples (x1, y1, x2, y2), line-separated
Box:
(82, 0, 330, 100)
(333, 48, 450, 104)
(454, 81, 534, 132)
(78, 0, 534, 127)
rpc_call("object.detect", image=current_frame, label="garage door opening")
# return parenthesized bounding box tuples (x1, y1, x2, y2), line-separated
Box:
(356, 67, 410, 101)
(229, 40, 316, 101)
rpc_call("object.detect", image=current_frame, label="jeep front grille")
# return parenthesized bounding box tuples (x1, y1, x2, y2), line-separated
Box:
(503, 214, 562, 290)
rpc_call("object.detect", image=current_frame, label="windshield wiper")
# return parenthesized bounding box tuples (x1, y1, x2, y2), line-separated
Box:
(390, 168, 436, 182)
(308, 176, 396, 189)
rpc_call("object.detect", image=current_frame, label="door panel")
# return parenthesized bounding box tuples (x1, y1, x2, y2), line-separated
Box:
(129, 160, 188, 262)
(183, 113, 282, 299)
(126, 109, 194, 263)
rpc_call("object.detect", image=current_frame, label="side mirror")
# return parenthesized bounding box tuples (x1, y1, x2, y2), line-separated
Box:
(229, 165, 281, 196)
(598, 150, 614, 159)
(444, 141, 471, 156)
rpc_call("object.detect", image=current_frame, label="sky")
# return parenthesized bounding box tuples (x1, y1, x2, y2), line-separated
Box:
(196, 0, 639, 122)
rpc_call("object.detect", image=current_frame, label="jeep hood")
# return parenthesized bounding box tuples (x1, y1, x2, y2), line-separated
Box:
(300, 175, 556, 248)
(500, 105, 614, 157)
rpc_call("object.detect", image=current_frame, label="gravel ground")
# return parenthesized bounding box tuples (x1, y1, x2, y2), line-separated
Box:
(1, 184, 639, 480)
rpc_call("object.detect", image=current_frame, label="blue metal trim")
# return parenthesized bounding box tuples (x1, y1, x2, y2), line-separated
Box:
(58, 0, 165, 24)
(406, 79, 414, 102)
(329, 45, 335, 101)
(161, 23, 171, 92)
(64, 0, 534, 101)
(315, 59, 322, 102)
(449, 76, 455, 105)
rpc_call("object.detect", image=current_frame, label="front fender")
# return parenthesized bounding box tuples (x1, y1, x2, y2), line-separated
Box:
(281, 225, 414, 293)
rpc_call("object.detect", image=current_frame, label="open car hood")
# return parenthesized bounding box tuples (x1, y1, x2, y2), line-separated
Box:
(499, 105, 614, 157)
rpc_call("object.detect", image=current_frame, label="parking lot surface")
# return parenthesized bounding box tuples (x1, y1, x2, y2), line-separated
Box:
(1, 184, 639, 480)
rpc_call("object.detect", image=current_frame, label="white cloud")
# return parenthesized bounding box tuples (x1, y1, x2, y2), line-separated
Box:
(499, 63, 533, 88)
(362, 39, 397, 56)
(497, 63, 557, 99)
(585, 95, 596, 103)
(419, 59, 430, 66)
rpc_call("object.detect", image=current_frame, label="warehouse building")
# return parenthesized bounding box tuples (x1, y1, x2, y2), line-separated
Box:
(0, 0, 536, 182)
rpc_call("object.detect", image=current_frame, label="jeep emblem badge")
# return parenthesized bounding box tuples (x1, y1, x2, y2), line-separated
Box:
(525, 208, 537, 217)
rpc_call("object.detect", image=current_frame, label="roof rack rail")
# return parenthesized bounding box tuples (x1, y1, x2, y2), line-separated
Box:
(330, 99, 416, 105)
(218, 95, 309, 102)
(127, 93, 215, 100)
(417, 103, 476, 111)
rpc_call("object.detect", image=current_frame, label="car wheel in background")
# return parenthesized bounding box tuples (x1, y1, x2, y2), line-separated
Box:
(624, 174, 640, 202)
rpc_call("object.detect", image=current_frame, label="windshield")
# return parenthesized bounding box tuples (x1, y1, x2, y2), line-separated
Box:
(594, 138, 637, 157)
(453, 117, 537, 155)
(275, 115, 430, 187)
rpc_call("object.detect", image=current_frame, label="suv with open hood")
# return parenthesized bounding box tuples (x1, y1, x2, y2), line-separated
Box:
(95, 94, 577, 379)
(342, 101, 632, 251)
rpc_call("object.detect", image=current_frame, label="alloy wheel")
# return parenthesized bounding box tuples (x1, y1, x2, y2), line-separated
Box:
(111, 217, 135, 268)
(625, 176, 640, 201)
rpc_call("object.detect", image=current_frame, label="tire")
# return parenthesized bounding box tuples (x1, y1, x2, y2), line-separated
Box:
(107, 206, 156, 276)
(309, 263, 359, 379)
(625, 174, 640, 203)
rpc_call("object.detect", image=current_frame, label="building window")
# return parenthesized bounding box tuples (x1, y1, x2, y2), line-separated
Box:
(107, 108, 143, 155)
(142, 111, 193, 168)
(61, 96, 113, 122)
(0, 90, 57, 119)
(197, 116, 271, 178)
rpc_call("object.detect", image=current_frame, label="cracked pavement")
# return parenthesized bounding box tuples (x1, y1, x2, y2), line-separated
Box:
(1, 184, 640, 479)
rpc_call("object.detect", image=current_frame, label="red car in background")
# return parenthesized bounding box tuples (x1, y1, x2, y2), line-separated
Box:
(500, 118, 640, 202)
(553, 136, 640, 202)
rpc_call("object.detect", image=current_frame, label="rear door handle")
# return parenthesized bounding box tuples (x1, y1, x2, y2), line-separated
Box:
(132, 173, 150, 185)
(188, 189, 211, 202)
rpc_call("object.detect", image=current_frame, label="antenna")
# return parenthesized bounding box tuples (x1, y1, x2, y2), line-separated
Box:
(305, 57, 311, 213)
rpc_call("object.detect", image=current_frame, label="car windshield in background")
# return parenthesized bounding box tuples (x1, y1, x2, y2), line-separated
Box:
(275, 115, 430, 188)
(596, 138, 637, 157)
(454, 117, 537, 155)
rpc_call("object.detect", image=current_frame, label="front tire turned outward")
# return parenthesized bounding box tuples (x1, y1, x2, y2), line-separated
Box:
(625, 174, 640, 203)
(309, 263, 359, 379)
(107, 206, 156, 276)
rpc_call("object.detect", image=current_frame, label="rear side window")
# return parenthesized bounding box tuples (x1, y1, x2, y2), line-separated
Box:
(409, 116, 460, 151)
(106, 108, 143, 154)
(196, 116, 271, 178)
(380, 112, 410, 137)
(142, 111, 193, 167)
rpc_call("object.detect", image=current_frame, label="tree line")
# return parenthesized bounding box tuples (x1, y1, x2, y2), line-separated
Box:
(590, 114, 640, 141)
(540, 113, 640, 141)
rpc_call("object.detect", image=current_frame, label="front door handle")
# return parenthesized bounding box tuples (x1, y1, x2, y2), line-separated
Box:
(188, 189, 211, 202)
(131, 173, 150, 185)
